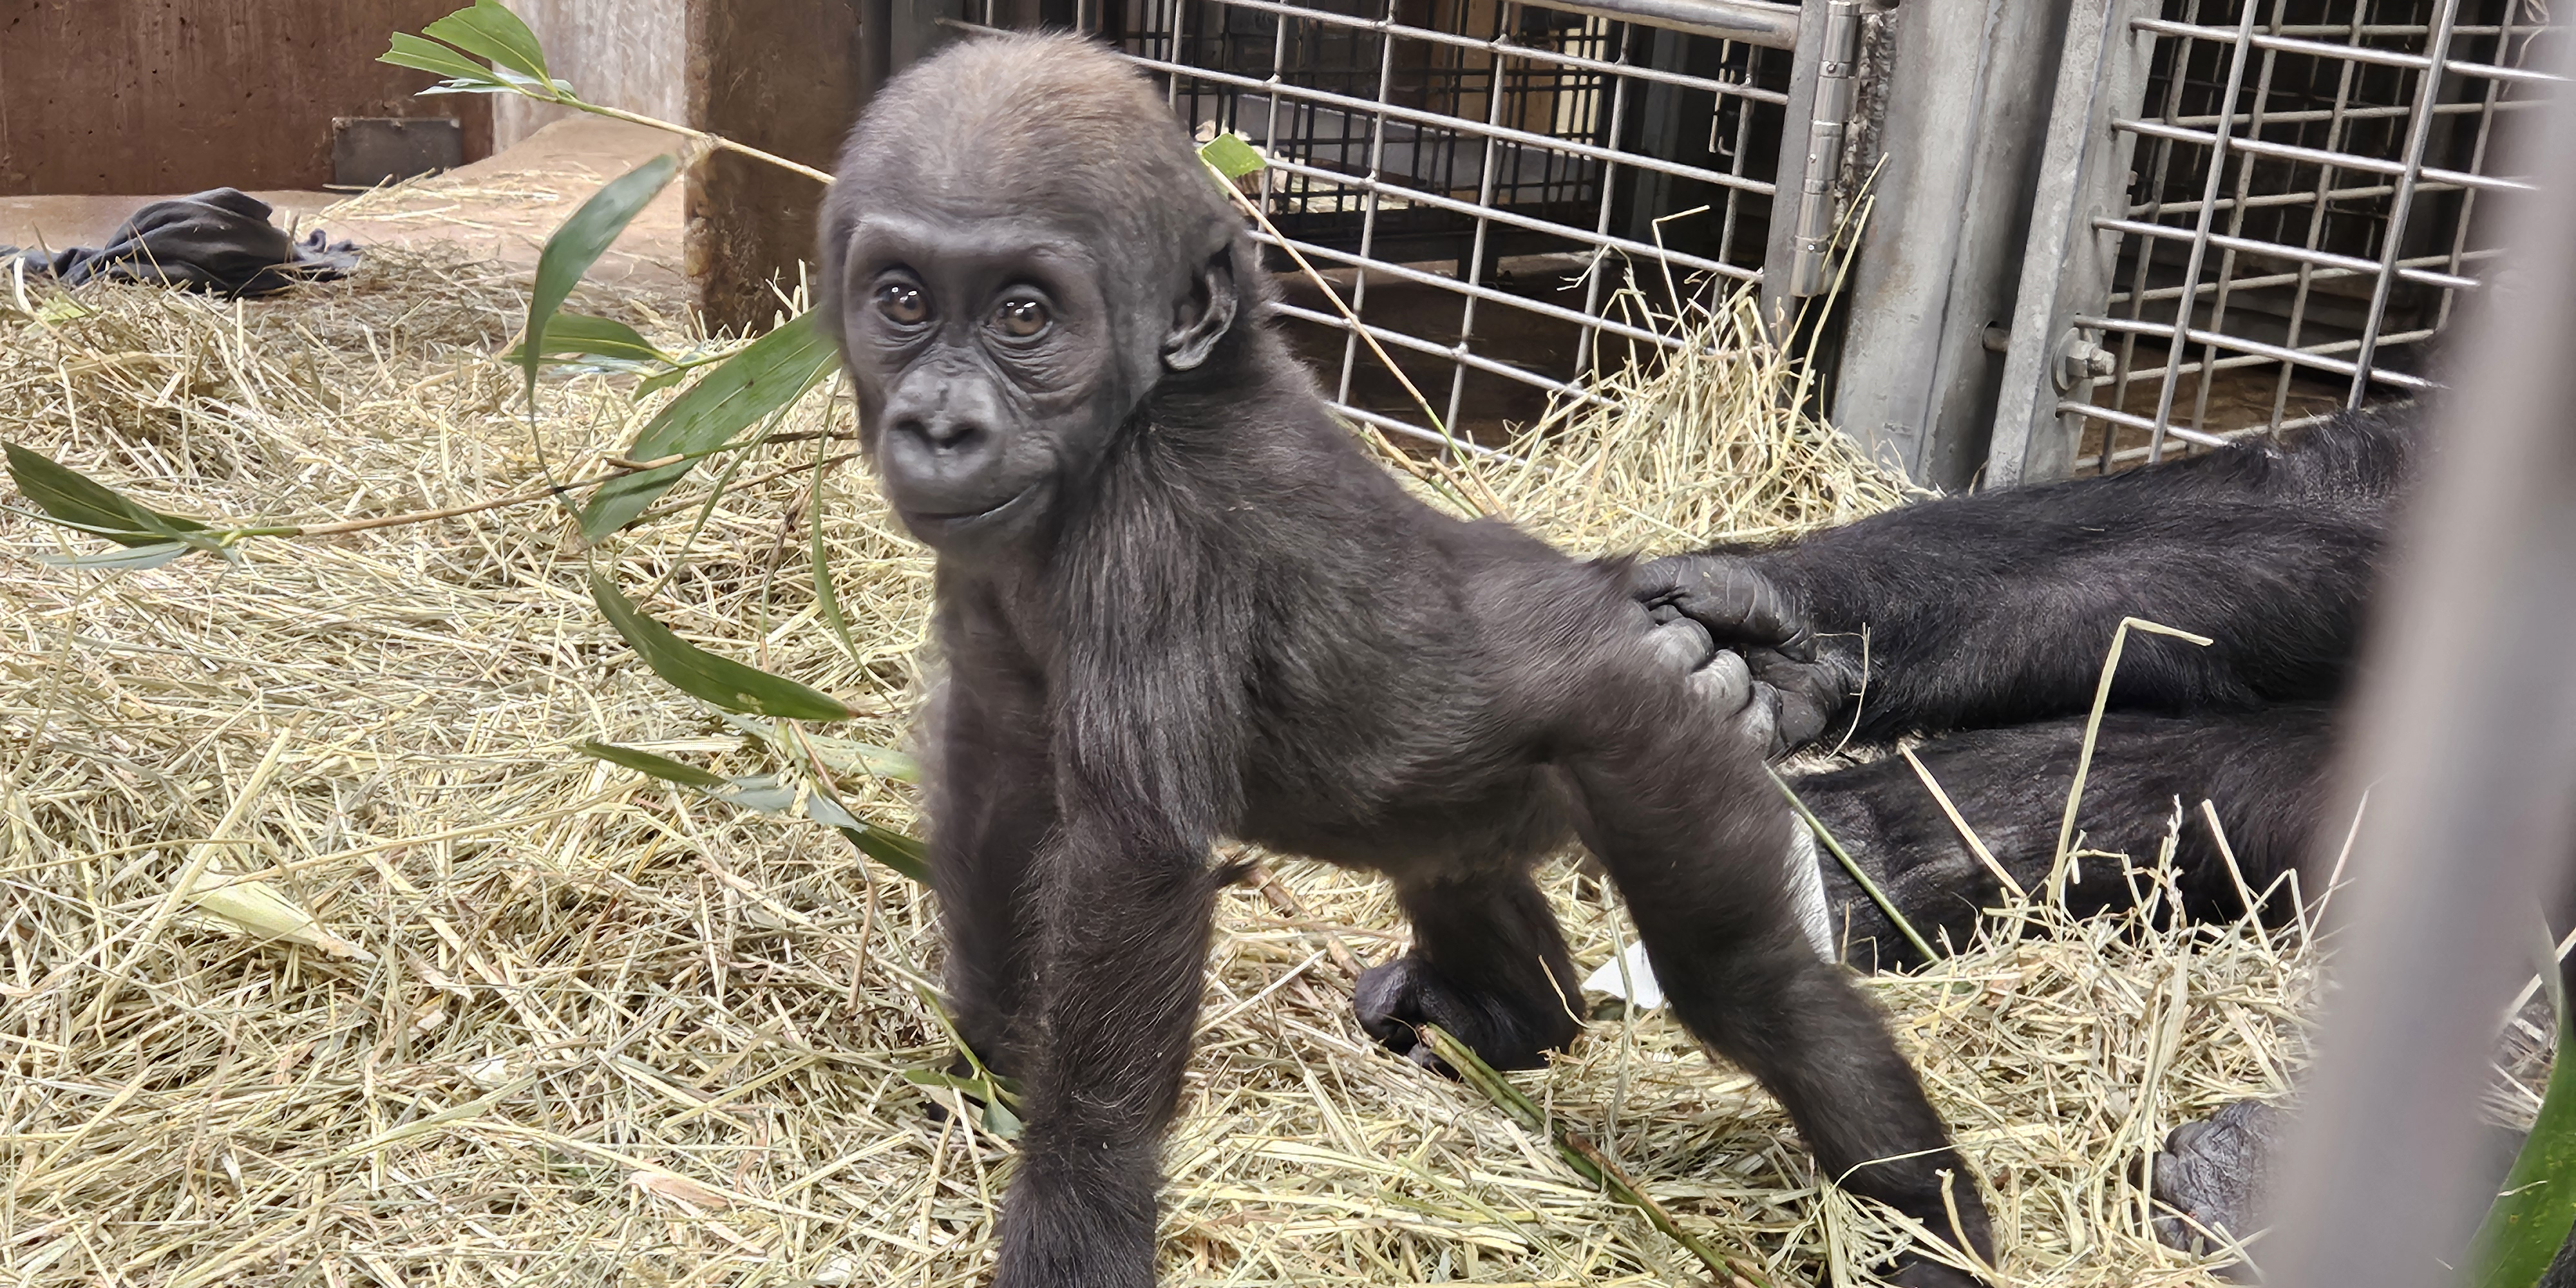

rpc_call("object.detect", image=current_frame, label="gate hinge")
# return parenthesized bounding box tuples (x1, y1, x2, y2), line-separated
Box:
(1786, 0, 1865, 298)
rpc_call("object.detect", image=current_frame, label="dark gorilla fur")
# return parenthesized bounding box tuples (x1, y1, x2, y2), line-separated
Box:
(1639, 404, 2425, 965)
(819, 33, 1992, 1288)
(1641, 406, 2431, 1269)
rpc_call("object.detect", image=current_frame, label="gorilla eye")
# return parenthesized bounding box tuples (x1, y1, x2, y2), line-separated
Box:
(994, 297, 1052, 339)
(875, 282, 930, 326)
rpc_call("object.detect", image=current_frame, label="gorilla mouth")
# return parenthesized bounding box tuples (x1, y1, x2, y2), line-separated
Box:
(900, 485, 1036, 534)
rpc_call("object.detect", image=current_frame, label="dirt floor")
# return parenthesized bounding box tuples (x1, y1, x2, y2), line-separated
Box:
(0, 115, 686, 294)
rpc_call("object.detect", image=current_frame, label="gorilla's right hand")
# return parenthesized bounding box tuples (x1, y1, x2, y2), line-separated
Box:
(1638, 555, 1849, 757)
(1631, 551, 1809, 654)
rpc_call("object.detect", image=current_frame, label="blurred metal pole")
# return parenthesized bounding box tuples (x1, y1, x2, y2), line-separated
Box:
(2266, 35, 2576, 1288)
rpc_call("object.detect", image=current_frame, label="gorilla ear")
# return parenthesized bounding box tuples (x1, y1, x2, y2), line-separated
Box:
(1163, 248, 1239, 371)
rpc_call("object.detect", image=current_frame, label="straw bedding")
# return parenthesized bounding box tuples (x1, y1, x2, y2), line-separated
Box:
(0, 251, 2356, 1287)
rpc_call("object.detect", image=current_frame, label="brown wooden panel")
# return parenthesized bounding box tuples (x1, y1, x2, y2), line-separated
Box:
(683, 0, 864, 333)
(0, 0, 493, 196)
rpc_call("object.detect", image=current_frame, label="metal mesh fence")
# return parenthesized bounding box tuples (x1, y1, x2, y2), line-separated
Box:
(2066, 0, 2560, 471)
(958, 0, 1800, 449)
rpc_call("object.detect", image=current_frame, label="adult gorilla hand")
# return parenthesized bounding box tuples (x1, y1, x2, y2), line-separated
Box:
(1631, 551, 1810, 654)
(1636, 554, 1849, 757)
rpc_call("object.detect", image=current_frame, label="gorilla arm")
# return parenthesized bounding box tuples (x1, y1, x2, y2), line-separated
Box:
(1638, 407, 2419, 748)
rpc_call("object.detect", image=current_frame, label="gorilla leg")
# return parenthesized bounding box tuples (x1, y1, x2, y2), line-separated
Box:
(1562, 684, 1995, 1285)
(1354, 864, 1584, 1072)
(1796, 707, 2336, 971)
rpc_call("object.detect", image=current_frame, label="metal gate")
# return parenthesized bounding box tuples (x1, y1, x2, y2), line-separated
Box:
(931, 0, 1826, 449)
(1989, 0, 2562, 484)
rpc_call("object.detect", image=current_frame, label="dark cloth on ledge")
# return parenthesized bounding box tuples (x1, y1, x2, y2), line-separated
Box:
(1, 189, 361, 298)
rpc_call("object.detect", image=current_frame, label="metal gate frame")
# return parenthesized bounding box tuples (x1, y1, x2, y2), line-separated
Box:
(864, 0, 1859, 452)
(1986, 0, 2562, 486)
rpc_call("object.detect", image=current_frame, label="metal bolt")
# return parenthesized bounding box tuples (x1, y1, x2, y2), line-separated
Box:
(2056, 332, 2116, 391)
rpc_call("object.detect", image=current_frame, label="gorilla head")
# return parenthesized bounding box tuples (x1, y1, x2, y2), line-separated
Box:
(818, 36, 1254, 559)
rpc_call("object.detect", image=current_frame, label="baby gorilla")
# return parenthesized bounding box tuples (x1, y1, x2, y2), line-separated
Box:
(819, 33, 1991, 1287)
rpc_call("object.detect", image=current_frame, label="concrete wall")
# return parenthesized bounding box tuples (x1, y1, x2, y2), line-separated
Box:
(0, 0, 493, 195)
(494, 0, 688, 149)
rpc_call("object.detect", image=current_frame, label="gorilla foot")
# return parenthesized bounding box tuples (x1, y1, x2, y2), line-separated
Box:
(1352, 953, 1580, 1074)
(2150, 1099, 2285, 1271)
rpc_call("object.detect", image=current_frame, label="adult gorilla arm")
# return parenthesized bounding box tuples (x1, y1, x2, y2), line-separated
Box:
(1638, 405, 2421, 748)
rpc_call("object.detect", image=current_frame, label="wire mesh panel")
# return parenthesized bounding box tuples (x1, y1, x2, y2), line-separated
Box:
(2061, 0, 2560, 471)
(1030, 0, 1799, 448)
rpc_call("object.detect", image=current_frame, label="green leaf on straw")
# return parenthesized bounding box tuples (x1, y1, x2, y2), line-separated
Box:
(5, 442, 211, 547)
(507, 313, 672, 367)
(574, 740, 729, 789)
(578, 311, 836, 538)
(524, 155, 681, 408)
(587, 572, 854, 721)
(837, 824, 929, 883)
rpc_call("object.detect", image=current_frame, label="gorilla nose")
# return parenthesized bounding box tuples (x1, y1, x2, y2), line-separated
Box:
(894, 408, 985, 451)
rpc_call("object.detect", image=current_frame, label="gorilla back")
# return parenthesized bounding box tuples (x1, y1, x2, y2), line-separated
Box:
(819, 33, 1992, 1287)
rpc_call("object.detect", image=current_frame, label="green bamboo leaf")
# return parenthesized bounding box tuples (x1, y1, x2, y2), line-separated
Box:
(574, 740, 728, 788)
(5, 442, 210, 546)
(421, 1, 550, 82)
(578, 312, 835, 538)
(1198, 132, 1267, 181)
(810, 453, 860, 659)
(33, 542, 195, 570)
(380, 32, 511, 90)
(837, 824, 929, 883)
(588, 572, 854, 721)
(636, 365, 694, 398)
(2468, 952, 2576, 1287)
(507, 313, 672, 367)
(525, 155, 681, 408)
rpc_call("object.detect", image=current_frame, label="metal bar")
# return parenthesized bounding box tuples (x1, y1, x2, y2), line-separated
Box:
(2128, 15, 2568, 88)
(1267, 299, 1618, 406)
(1514, 0, 1798, 49)
(1257, 153, 1756, 281)
(1112, 49, 1776, 195)
(1331, 402, 1519, 454)
(2344, 0, 2463, 406)
(2114, 118, 2539, 195)
(1574, 19, 1638, 382)
(2163, 95, 2544, 131)
(2141, 1, 2260, 465)
(1446, 5, 1520, 443)
(2266, 22, 2576, 1280)
(2267, 1, 2367, 430)
(1255, 229, 1691, 351)
(1169, 0, 1788, 104)
(1332, 0, 1405, 411)
(1756, 0, 1833, 337)
(1986, 0, 2162, 486)
(2091, 216, 2483, 292)
(2070, 311, 2440, 388)
(2186, 1, 2289, 440)
(2049, 399, 2233, 448)
(2130, 177, 2490, 220)
(1783, 0, 1859, 296)
(2114, 251, 2501, 305)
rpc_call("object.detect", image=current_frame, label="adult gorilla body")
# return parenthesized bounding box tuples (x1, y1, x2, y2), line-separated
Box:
(820, 33, 1989, 1288)
(1642, 404, 2421, 971)
(1641, 407, 2495, 1264)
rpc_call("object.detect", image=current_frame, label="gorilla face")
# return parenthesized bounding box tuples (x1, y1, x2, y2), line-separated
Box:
(835, 210, 1130, 558)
